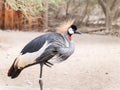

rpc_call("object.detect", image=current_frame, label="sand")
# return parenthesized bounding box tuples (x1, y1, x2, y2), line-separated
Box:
(0, 30, 120, 90)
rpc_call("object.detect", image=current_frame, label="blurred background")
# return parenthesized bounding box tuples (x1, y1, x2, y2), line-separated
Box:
(1, 0, 120, 90)
(0, 0, 120, 36)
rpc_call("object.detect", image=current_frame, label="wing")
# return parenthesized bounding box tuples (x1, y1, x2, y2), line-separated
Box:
(21, 34, 46, 55)
(36, 45, 57, 61)
(53, 40, 75, 62)
(21, 32, 66, 55)
(12, 32, 68, 69)
(35, 33, 67, 62)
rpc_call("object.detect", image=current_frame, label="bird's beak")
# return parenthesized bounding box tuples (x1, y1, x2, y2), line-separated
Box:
(75, 31, 81, 34)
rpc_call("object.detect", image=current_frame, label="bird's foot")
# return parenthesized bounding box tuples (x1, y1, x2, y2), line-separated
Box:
(44, 62, 53, 68)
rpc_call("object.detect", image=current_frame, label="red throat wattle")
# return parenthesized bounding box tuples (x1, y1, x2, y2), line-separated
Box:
(68, 36, 72, 40)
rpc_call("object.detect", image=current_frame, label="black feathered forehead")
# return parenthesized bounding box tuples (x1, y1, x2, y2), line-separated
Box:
(70, 25, 77, 31)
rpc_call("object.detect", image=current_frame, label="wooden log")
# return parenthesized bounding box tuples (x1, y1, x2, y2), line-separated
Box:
(82, 27, 106, 33)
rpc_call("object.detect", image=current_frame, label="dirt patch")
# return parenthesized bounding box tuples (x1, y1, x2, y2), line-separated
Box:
(0, 30, 120, 90)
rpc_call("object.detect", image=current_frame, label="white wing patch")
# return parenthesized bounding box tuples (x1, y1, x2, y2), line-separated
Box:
(15, 41, 50, 69)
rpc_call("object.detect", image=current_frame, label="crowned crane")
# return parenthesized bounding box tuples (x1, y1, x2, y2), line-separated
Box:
(8, 20, 81, 90)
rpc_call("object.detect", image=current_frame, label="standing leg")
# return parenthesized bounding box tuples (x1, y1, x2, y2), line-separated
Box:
(39, 79, 43, 90)
(40, 63, 43, 78)
(39, 63, 43, 90)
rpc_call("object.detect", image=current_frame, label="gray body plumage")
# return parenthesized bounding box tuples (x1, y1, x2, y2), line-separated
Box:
(8, 24, 79, 80)
(21, 32, 74, 66)
(8, 22, 79, 90)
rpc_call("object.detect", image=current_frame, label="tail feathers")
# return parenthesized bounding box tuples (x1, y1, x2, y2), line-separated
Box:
(8, 59, 22, 79)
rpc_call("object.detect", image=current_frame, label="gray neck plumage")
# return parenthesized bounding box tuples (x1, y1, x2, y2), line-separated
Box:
(64, 33, 75, 50)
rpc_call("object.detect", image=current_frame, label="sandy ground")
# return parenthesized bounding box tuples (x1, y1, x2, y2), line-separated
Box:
(0, 30, 120, 90)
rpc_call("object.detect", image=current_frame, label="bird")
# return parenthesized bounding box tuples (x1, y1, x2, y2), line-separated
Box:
(7, 20, 81, 89)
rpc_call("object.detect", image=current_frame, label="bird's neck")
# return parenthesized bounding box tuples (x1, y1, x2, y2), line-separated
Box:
(64, 33, 74, 48)
(65, 33, 72, 41)
(64, 33, 75, 54)
(68, 35, 72, 41)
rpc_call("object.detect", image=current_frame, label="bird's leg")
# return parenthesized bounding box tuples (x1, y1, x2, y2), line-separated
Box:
(44, 63, 52, 67)
(39, 79, 43, 90)
(39, 63, 43, 90)
(46, 61, 53, 66)
(44, 61, 53, 67)
(40, 63, 43, 78)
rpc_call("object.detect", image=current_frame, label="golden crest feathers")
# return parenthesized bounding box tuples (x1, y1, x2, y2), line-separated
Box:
(56, 19, 75, 33)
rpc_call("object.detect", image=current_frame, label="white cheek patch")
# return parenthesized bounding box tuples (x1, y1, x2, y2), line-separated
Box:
(68, 28, 74, 34)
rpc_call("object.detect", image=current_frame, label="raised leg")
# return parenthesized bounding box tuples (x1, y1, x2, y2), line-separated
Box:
(44, 61, 53, 67)
(39, 63, 43, 90)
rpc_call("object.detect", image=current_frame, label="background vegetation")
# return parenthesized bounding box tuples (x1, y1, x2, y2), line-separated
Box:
(2, 0, 120, 36)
